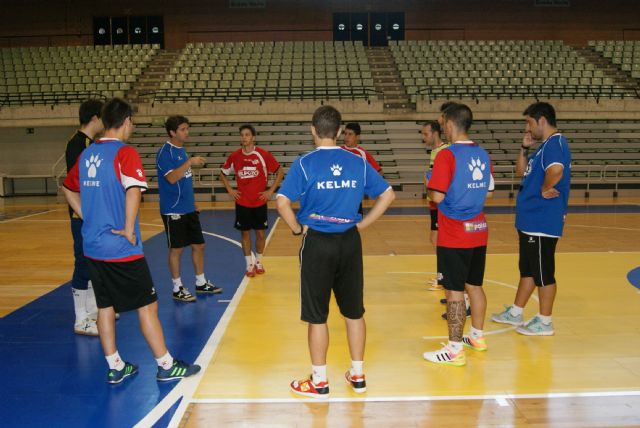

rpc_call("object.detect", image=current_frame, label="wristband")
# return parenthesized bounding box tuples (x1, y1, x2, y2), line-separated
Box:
(521, 145, 530, 154)
(292, 226, 303, 236)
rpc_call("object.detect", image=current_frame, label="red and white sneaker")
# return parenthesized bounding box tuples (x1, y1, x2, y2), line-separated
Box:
(290, 376, 329, 399)
(344, 370, 367, 393)
(255, 261, 265, 274)
(245, 264, 256, 277)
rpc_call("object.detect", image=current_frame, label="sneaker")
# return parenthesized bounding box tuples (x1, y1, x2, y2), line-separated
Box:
(441, 306, 472, 320)
(426, 278, 443, 291)
(462, 335, 488, 351)
(107, 362, 138, 384)
(74, 317, 99, 336)
(156, 359, 201, 382)
(173, 286, 196, 302)
(423, 343, 466, 366)
(245, 264, 256, 278)
(255, 261, 265, 275)
(491, 305, 524, 326)
(344, 370, 367, 393)
(516, 316, 555, 336)
(290, 376, 329, 399)
(195, 281, 222, 294)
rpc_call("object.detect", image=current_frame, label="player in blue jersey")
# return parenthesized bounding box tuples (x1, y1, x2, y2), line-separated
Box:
(157, 115, 222, 302)
(491, 102, 571, 336)
(423, 103, 494, 367)
(63, 98, 200, 384)
(276, 106, 395, 398)
(66, 99, 103, 336)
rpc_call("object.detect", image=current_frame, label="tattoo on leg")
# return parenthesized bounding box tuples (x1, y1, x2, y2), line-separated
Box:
(446, 300, 466, 342)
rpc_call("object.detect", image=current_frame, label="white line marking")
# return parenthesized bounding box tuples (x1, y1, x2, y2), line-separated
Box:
(190, 389, 640, 404)
(495, 396, 510, 407)
(218, 299, 231, 303)
(422, 325, 517, 340)
(134, 219, 280, 428)
(0, 209, 58, 223)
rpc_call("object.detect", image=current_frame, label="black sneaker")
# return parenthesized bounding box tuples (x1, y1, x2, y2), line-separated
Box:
(440, 298, 447, 305)
(107, 362, 138, 384)
(441, 307, 472, 320)
(156, 359, 201, 382)
(195, 281, 222, 294)
(173, 286, 196, 302)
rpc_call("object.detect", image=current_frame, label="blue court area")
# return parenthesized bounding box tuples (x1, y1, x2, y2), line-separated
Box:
(0, 209, 275, 427)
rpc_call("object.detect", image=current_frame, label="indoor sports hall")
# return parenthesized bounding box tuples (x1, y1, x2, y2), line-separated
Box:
(1, 1, 640, 427)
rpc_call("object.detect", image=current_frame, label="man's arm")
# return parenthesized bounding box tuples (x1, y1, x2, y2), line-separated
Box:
(357, 187, 395, 230)
(259, 167, 285, 201)
(219, 171, 240, 200)
(427, 190, 445, 204)
(275, 195, 303, 234)
(516, 132, 535, 177)
(63, 187, 82, 219)
(164, 156, 205, 184)
(541, 164, 564, 199)
(111, 187, 141, 245)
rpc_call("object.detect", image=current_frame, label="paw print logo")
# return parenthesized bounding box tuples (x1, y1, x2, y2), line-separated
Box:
(86, 154, 102, 178)
(330, 164, 342, 176)
(468, 157, 485, 181)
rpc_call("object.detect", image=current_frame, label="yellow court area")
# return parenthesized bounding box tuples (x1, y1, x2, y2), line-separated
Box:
(195, 249, 640, 401)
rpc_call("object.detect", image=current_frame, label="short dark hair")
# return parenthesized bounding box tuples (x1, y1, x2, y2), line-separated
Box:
(239, 124, 256, 136)
(345, 122, 361, 135)
(165, 115, 189, 137)
(523, 102, 557, 127)
(101, 98, 133, 130)
(78, 99, 103, 126)
(439, 101, 458, 113)
(443, 103, 473, 133)
(312, 105, 342, 139)
(422, 120, 441, 135)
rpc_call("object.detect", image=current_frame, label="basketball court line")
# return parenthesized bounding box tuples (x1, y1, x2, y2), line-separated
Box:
(136, 218, 281, 428)
(188, 389, 640, 405)
(0, 208, 59, 223)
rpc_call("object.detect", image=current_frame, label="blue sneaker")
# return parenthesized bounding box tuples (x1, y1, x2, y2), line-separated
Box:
(516, 316, 554, 336)
(156, 359, 201, 382)
(107, 362, 138, 384)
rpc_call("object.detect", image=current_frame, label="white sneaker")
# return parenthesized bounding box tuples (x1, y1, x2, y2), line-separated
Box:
(74, 317, 99, 336)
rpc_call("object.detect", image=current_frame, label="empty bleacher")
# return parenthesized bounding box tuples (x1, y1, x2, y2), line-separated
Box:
(590, 40, 640, 80)
(0, 44, 159, 106)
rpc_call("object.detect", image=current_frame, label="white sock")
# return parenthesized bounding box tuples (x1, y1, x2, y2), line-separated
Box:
(72, 288, 88, 323)
(464, 293, 470, 310)
(256, 253, 263, 263)
(85, 281, 98, 319)
(195, 273, 206, 286)
(245, 255, 254, 268)
(509, 304, 524, 317)
(311, 364, 327, 384)
(155, 351, 174, 370)
(470, 326, 483, 339)
(351, 360, 364, 376)
(106, 351, 125, 371)
(172, 277, 183, 293)
(448, 341, 463, 354)
(538, 314, 552, 325)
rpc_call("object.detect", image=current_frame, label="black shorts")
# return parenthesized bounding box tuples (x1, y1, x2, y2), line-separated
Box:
(430, 208, 439, 231)
(234, 203, 268, 231)
(87, 257, 158, 313)
(161, 212, 205, 248)
(437, 246, 487, 292)
(300, 227, 364, 324)
(518, 231, 558, 286)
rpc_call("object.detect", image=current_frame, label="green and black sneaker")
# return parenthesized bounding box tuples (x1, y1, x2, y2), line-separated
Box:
(107, 362, 138, 384)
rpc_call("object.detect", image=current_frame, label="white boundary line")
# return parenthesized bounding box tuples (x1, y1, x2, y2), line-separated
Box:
(135, 218, 280, 428)
(0, 209, 59, 223)
(189, 389, 640, 404)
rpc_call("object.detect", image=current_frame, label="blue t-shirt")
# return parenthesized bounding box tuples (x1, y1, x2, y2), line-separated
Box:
(78, 139, 147, 261)
(156, 142, 196, 215)
(515, 133, 571, 237)
(277, 146, 391, 233)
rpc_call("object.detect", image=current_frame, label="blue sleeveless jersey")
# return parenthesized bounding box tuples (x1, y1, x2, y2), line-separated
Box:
(156, 142, 196, 215)
(516, 133, 571, 236)
(79, 140, 145, 260)
(277, 146, 390, 233)
(438, 144, 492, 221)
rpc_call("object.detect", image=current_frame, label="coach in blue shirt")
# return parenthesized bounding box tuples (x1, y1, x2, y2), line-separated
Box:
(277, 105, 395, 399)
(492, 102, 571, 336)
